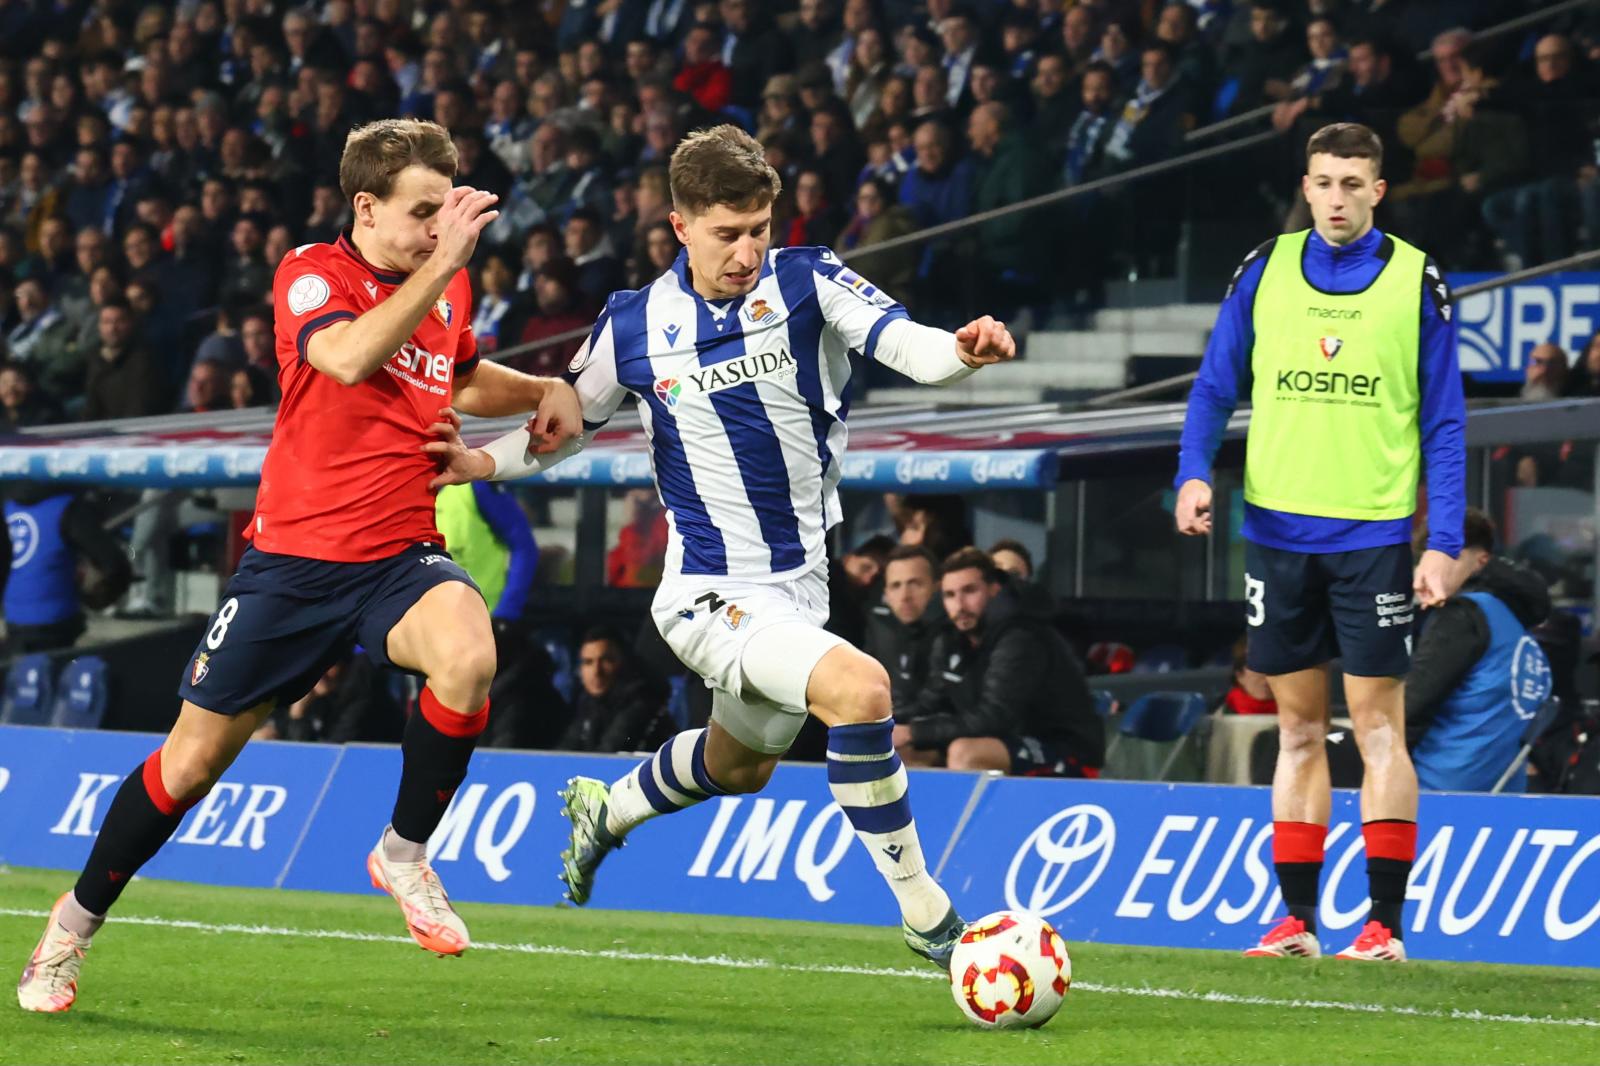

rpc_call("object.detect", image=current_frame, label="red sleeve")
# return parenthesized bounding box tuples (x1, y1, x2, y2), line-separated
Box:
(273, 249, 361, 368)
(452, 270, 480, 375)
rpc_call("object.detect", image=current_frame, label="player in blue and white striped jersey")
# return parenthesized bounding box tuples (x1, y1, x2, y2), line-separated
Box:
(429, 126, 1016, 968)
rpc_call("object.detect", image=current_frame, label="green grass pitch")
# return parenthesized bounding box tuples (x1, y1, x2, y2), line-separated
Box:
(0, 866, 1596, 1065)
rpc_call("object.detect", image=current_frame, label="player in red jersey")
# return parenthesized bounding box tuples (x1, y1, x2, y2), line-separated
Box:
(18, 119, 579, 1013)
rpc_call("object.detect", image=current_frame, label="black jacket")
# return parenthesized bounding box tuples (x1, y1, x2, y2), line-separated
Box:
(904, 581, 1103, 766)
(1405, 557, 1551, 748)
(556, 675, 670, 753)
(866, 596, 945, 710)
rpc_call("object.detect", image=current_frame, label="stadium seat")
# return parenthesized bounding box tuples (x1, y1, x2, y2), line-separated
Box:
(1132, 644, 1187, 674)
(1, 654, 57, 726)
(50, 656, 111, 731)
(1492, 696, 1564, 794)
(1117, 691, 1210, 782)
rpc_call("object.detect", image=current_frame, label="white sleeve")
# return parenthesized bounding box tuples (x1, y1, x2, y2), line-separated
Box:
(810, 248, 912, 359)
(486, 311, 628, 480)
(566, 312, 628, 432)
(869, 318, 977, 386)
(486, 427, 595, 480)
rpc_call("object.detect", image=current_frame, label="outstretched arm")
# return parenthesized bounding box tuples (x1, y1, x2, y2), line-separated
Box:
(304, 187, 499, 386)
(871, 314, 1017, 385)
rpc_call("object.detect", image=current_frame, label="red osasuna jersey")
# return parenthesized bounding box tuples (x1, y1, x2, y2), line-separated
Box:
(249, 231, 480, 562)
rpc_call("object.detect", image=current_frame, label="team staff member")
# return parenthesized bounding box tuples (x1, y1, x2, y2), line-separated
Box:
(1175, 123, 1466, 962)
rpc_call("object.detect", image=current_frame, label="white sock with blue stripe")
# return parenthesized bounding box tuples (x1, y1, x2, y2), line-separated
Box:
(828, 718, 952, 933)
(604, 728, 727, 837)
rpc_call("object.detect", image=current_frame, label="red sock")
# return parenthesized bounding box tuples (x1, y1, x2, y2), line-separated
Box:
(1273, 821, 1326, 930)
(391, 688, 489, 843)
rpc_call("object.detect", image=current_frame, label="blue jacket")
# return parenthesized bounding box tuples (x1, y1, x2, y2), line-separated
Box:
(1412, 590, 1552, 793)
(5, 495, 78, 626)
(1176, 227, 1467, 556)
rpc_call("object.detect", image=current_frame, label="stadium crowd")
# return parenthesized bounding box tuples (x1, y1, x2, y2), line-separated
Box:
(0, 0, 1593, 429)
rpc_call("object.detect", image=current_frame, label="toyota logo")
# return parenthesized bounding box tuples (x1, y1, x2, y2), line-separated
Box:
(1004, 804, 1116, 918)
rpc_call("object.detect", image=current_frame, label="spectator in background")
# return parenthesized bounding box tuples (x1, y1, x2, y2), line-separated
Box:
(1408, 510, 1553, 793)
(895, 548, 1103, 776)
(254, 655, 402, 743)
(517, 256, 592, 375)
(1104, 43, 1195, 172)
(675, 22, 733, 113)
(892, 493, 972, 563)
(989, 539, 1033, 581)
(181, 359, 228, 414)
(2, 483, 131, 653)
(1523, 342, 1569, 401)
(221, 215, 273, 306)
(836, 177, 917, 297)
(470, 253, 517, 355)
(846, 26, 892, 129)
(1156, 2, 1217, 117)
(1419, 43, 1529, 268)
(564, 207, 626, 309)
(82, 302, 164, 421)
(827, 532, 895, 648)
(1225, 0, 1305, 114)
(608, 488, 669, 588)
(784, 168, 838, 247)
(1482, 33, 1598, 270)
(1060, 5, 1101, 82)
(1094, 18, 1142, 96)
(866, 544, 943, 708)
(239, 308, 276, 376)
(556, 626, 671, 753)
(7, 277, 77, 404)
(898, 120, 972, 302)
(1029, 52, 1078, 169)
(1565, 328, 1600, 397)
(969, 100, 1047, 317)
(0, 361, 59, 429)
(636, 219, 681, 287)
(722, 0, 795, 111)
(229, 364, 274, 409)
(809, 101, 865, 205)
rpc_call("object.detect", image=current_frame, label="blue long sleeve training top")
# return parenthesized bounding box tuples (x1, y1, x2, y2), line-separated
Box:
(1176, 226, 1466, 557)
(471, 480, 539, 621)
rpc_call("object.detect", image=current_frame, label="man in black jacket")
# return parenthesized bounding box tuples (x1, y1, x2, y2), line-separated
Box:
(1406, 510, 1554, 792)
(556, 626, 670, 753)
(893, 547, 1103, 777)
(865, 545, 943, 707)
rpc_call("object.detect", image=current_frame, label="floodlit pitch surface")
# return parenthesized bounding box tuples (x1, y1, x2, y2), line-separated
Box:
(1, 867, 1596, 1065)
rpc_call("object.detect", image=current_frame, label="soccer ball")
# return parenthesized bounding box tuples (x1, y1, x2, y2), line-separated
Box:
(949, 910, 1071, 1030)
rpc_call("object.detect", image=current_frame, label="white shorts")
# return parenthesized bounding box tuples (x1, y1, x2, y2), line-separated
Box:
(652, 563, 847, 754)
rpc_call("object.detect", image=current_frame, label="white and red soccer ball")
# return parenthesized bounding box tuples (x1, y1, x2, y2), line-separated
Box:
(949, 910, 1071, 1030)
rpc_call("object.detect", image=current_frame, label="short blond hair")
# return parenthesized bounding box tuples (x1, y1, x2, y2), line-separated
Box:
(339, 118, 458, 203)
(668, 124, 782, 216)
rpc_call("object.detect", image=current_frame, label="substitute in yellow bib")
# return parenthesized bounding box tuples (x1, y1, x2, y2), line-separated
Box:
(1174, 124, 1466, 963)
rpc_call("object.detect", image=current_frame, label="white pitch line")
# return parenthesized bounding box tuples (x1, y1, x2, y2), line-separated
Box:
(1, 907, 1595, 1030)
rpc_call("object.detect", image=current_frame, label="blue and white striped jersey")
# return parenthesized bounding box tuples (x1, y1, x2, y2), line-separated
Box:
(567, 245, 909, 582)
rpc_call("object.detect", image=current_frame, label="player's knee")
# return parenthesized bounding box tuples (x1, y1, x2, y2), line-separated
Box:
(1278, 716, 1326, 757)
(160, 743, 227, 801)
(829, 661, 892, 724)
(427, 641, 497, 709)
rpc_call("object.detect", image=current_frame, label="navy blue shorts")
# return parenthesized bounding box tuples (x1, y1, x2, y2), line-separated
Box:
(178, 543, 480, 716)
(1244, 541, 1414, 678)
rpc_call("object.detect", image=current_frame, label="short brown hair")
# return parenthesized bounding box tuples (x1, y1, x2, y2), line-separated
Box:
(1306, 122, 1383, 175)
(339, 118, 458, 203)
(886, 544, 938, 574)
(940, 547, 998, 584)
(1463, 507, 1496, 553)
(668, 124, 782, 216)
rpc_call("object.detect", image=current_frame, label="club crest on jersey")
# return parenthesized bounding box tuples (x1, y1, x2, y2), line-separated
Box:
(1319, 336, 1343, 361)
(191, 652, 210, 686)
(723, 604, 750, 630)
(655, 378, 682, 407)
(432, 297, 454, 327)
(744, 299, 777, 324)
